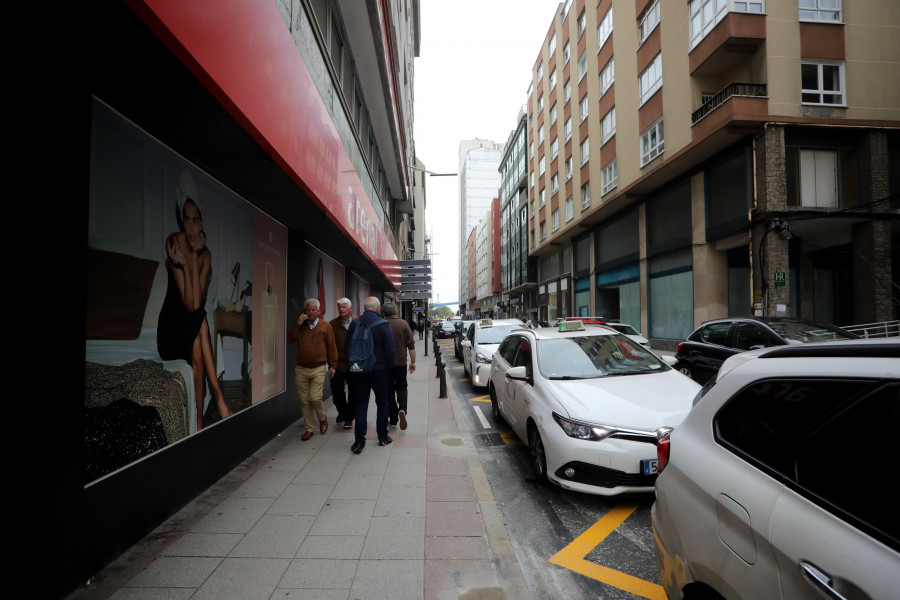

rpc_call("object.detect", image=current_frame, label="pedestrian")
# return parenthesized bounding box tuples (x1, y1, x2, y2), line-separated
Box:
(382, 303, 416, 431)
(329, 297, 355, 430)
(346, 296, 395, 454)
(417, 318, 424, 340)
(287, 298, 337, 441)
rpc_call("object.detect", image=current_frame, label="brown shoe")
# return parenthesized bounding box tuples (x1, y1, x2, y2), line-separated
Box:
(301, 431, 314, 441)
(399, 410, 408, 431)
(320, 418, 328, 434)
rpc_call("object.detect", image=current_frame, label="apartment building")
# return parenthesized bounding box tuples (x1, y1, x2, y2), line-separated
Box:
(526, 0, 899, 345)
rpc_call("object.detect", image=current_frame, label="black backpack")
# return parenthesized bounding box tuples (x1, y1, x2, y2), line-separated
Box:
(346, 318, 386, 373)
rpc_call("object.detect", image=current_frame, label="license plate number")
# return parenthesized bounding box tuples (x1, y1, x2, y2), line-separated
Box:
(641, 459, 658, 476)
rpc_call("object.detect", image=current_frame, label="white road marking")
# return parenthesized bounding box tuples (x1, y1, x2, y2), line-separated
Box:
(473, 405, 491, 429)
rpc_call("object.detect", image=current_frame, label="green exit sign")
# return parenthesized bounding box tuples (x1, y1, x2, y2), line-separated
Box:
(774, 271, 786, 286)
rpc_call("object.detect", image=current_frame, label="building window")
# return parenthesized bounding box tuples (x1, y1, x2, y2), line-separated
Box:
(578, 50, 587, 82)
(578, 11, 586, 37)
(580, 95, 589, 122)
(580, 137, 590, 166)
(600, 57, 615, 96)
(550, 103, 558, 125)
(690, 1, 765, 49)
(601, 158, 618, 195)
(601, 107, 616, 145)
(549, 33, 556, 54)
(537, 62, 543, 82)
(531, 200, 535, 217)
(540, 187, 546, 206)
(800, 0, 841, 22)
(639, 53, 663, 106)
(598, 7, 613, 49)
(640, 119, 665, 166)
(531, 229, 535, 247)
(563, 42, 570, 65)
(581, 181, 591, 208)
(530, 170, 534, 188)
(539, 156, 546, 175)
(788, 148, 840, 208)
(541, 221, 547, 240)
(566, 195, 574, 221)
(551, 137, 559, 159)
(538, 124, 545, 144)
(564, 79, 572, 104)
(551, 173, 559, 195)
(538, 95, 544, 113)
(549, 68, 557, 91)
(801, 61, 845, 106)
(565, 117, 573, 142)
(639, 0, 660, 45)
(565, 156, 573, 180)
(552, 209, 560, 231)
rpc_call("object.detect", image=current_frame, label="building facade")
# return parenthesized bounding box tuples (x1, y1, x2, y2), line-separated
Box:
(73, 1, 420, 596)
(526, 0, 898, 345)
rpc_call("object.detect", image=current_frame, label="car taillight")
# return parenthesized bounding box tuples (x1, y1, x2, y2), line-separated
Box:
(675, 342, 683, 354)
(657, 433, 671, 474)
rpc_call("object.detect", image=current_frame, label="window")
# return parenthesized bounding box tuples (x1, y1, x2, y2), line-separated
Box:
(549, 68, 557, 90)
(601, 107, 616, 145)
(581, 181, 591, 208)
(598, 7, 613, 49)
(565, 156, 573, 180)
(540, 187, 546, 206)
(538, 95, 544, 113)
(601, 159, 618, 195)
(578, 50, 587, 81)
(552, 209, 560, 231)
(639, 0, 660, 45)
(566, 195, 574, 221)
(539, 156, 546, 175)
(580, 95, 589, 122)
(538, 124, 545, 144)
(550, 103, 558, 125)
(789, 148, 839, 208)
(580, 137, 590, 166)
(564, 79, 572, 103)
(549, 33, 556, 54)
(578, 11, 586, 37)
(565, 117, 573, 142)
(551, 173, 559, 194)
(563, 42, 570, 65)
(540, 221, 547, 240)
(801, 61, 845, 106)
(530, 170, 534, 188)
(640, 118, 665, 166)
(600, 57, 615, 96)
(531, 229, 535, 248)
(690, 1, 765, 49)
(537, 63, 543, 82)
(800, 0, 841, 22)
(639, 53, 663, 106)
(550, 137, 559, 159)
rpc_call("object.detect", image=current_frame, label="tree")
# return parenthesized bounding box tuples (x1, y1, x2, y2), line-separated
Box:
(432, 305, 452, 319)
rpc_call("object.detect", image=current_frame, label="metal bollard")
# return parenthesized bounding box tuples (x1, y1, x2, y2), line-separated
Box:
(438, 360, 448, 398)
(434, 346, 442, 368)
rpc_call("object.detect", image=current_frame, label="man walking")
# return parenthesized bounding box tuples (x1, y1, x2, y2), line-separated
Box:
(382, 303, 415, 431)
(329, 297, 355, 430)
(346, 297, 394, 454)
(287, 298, 337, 441)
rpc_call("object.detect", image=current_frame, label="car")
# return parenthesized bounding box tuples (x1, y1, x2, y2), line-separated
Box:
(556, 317, 651, 349)
(460, 318, 524, 389)
(652, 339, 900, 600)
(489, 320, 701, 496)
(435, 321, 456, 339)
(454, 320, 476, 359)
(674, 317, 859, 384)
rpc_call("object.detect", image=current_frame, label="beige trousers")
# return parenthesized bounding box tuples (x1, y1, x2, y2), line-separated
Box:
(295, 365, 327, 432)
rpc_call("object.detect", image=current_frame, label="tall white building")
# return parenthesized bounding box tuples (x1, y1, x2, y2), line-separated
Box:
(458, 139, 503, 309)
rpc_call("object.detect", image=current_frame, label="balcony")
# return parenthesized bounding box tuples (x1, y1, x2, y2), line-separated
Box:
(692, 82, 767, 124)
(690, 11, 766, 76)
(691, 83, 768, 141)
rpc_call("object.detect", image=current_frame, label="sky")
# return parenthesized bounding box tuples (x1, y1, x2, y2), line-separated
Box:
(413, 1, 563, 313)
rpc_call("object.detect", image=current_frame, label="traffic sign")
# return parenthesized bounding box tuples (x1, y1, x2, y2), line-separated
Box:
(400, 292, 433, 300)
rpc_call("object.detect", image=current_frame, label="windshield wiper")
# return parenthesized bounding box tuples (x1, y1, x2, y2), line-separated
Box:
(548, 374, 605, 380)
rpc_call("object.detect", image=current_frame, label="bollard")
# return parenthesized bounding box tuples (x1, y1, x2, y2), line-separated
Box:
(434, 346, 442, 368)
(424, 328, 429, 356)
(438, 360, 448, 398)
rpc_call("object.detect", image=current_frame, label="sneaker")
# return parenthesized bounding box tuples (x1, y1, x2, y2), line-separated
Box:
(335, 414, 345, 425)
(343, 420, 354, 430)
(351, 441, 365, 454)
(398, 410, 407, 431)
(389, 421, 398, 429)
(378, 436, 393, 447)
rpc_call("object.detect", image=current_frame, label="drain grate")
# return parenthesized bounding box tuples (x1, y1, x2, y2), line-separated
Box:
(474, 433, 505, 447)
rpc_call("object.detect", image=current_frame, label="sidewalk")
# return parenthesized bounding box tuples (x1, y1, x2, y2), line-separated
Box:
(70, 336, 531, 600)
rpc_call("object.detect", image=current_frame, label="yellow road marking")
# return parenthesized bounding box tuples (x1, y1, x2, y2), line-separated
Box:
(470, 394, 490, 403)
(501, 431, 523, 446)
(549, 503, 666, 600)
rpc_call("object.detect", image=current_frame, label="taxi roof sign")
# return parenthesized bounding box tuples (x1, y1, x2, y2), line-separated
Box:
(558, 320, 585, 332)
(479, 319, 493, 327)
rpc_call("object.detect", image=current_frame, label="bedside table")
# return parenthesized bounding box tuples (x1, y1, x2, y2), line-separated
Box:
(213, 308, 251, 393)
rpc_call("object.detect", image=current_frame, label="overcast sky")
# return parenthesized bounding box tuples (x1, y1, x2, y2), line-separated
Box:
(413, 1, 561, 311)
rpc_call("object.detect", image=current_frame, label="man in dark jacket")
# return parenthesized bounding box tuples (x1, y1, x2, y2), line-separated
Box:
(346, 296, 395, 454)
(329, 297, 355, 429)
(382, 303, 416, 431)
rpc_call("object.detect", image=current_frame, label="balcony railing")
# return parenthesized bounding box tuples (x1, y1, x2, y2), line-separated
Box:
(691, 82, 767, 124)
(840, 320, 900, 338)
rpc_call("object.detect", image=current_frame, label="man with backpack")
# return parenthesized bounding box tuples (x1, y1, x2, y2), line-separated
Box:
(345, 296, 395, 454)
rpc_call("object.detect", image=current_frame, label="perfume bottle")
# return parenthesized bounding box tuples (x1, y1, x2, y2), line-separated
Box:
(262, 262, 277, 375)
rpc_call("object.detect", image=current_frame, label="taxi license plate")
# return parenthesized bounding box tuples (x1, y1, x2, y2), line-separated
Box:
(641, 459, 658, 476)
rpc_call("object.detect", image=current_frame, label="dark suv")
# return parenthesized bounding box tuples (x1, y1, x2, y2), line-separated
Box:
(675, 317, 858, 384)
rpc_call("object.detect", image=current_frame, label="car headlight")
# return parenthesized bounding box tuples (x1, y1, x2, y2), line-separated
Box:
(476, 352, 492, 364)
(552, 412, 617, 441)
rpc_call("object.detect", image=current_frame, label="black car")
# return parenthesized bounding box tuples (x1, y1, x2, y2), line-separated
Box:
(675, 317, 859, 384)
(435, 321, 456, 339)
(454, 320, 476, 358)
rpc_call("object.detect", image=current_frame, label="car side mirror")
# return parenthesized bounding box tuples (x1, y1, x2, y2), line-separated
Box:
(506, 366, 529, 382)
(462, 340, 472, 348)
(660, 355, 678, 367)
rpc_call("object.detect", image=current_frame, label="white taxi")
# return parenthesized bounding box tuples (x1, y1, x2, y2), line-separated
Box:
(460, 318, 524, 389)
(489, 320, 700, 496)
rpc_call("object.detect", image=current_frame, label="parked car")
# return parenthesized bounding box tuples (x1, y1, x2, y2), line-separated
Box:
(460, 318, 525, 389)
(454, 320, 476, 359)
(435, 321, 456, 339)
(489, 320, 700, 496)
(556, 317, 650, 349)
(652, 338, 900, 600)
(674, 317, 858, 384)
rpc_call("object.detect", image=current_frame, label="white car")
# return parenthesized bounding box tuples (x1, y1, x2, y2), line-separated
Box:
(652, 339, 900, 600)
(603, 322, 650, 349)
(461, 318, 524, 389)
(488, 320, 700, 496)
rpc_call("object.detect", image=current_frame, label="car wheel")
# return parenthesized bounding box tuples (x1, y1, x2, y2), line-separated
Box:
(528, 426, 549, 485)
(677, 361, 695, 380)
(490, 384, 504, 423)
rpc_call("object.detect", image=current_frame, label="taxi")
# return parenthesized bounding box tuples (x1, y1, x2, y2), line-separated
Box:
(460, 318, 525, 389)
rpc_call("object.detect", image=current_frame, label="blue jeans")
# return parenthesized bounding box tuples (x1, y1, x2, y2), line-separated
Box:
(350, 369, 389, 445)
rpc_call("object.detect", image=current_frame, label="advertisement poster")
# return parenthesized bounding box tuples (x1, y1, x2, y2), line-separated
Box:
(252, 213, 287, 403)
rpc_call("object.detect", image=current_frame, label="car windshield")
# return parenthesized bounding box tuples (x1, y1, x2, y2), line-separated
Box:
(608, 323, 639, 336)
(766, 321, 857, 344)
(477, 324, 520, 345)
(441, 322, 454, 330)
(537, 334, 666, 378)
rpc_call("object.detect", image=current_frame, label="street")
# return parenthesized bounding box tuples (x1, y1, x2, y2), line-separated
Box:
(435, 336, 666, 600)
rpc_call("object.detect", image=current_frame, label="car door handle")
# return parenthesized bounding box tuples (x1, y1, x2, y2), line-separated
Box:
(799, 562, 848, 600)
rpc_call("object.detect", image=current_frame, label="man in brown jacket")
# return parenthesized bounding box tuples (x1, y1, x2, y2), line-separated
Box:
(329, 297, 355, 429)
(287, 298, 337, 440)
(382, 302, 416, 430)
